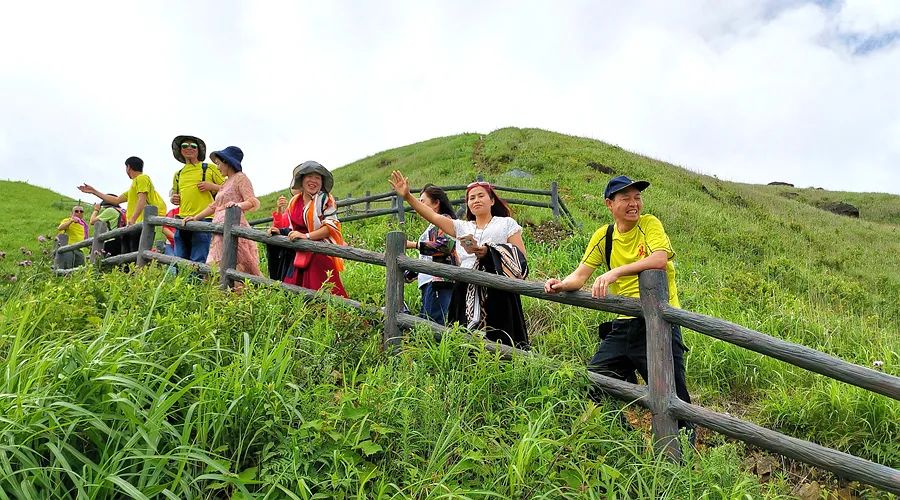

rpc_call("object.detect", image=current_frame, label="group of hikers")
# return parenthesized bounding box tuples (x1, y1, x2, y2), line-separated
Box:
(60, 134, 693, 434)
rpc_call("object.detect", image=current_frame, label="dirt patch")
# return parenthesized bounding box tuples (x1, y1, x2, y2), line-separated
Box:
(818, 201, 859, 218)
(587, 161, 616, 174)
(376, 157, 395, 168)
(524, 220, 572, 246)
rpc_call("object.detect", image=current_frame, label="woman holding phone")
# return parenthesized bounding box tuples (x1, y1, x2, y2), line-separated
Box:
(404, 185, 459, 325)
(390, 171, 529, 348)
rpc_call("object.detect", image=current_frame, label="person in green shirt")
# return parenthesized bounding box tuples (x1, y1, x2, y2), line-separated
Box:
(169, 135, 223, 263)
(77, 156, 166, 254)
(56, 205, 87, 268)
(89, 198, 126, 256)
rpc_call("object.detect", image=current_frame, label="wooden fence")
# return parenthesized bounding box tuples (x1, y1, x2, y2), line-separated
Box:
(247, 176, 578, 228)
(52, 205, 900, 494)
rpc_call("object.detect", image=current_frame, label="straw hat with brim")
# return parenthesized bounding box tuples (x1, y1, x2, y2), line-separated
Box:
(292, 161, 333, 193)
(210, 146, 244, 173)
(172, 135, 207, 163)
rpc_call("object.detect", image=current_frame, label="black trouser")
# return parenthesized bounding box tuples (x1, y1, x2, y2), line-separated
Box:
(121, 231, 141, 254)
(588, 318, 693, 430)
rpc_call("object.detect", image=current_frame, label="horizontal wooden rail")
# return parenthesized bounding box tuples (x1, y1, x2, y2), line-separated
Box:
(669, 399, 900, 494)
(55, 237, 93, 253)
(228, 225, 387, 266)
(224, 268, 650, 404)
(142, 251, 212, 274)
(661, 305, 900, 401)
(100, 251, 139, 267)
(340, 207, 399, 223)
(398, 256, 643, 317)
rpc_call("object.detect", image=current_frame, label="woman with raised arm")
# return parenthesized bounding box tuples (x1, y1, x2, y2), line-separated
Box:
(181, 146, 261, 276)
(267, 161, 348, 297)
(404, 185, 459, 325)
(389, 170, 529, 348)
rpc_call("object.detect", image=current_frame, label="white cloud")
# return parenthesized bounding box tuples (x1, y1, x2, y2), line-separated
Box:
(0, 0, 898, 202)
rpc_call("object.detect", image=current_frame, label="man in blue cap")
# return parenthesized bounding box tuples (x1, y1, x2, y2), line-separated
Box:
(544, 175, 693, 433)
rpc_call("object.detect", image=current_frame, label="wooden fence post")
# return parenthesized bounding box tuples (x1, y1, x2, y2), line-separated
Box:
(384, 231, 406, 350)
(550, 181, 560, 219)
(220, 205, 241, 289)
(395, 195, 405, 224)
(639, 269, 681, 461)
(91, 220, 106, 266)
(54, 234, 68, 269)
(135, 205, 158, 267)
(365, 190, 371, 213)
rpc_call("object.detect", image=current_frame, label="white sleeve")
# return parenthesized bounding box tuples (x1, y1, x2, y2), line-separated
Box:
(505, 217, 522, 238)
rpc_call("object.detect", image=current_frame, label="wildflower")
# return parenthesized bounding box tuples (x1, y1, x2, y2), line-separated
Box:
(8, 275, 16, 283)
(37, 235, 47, 243)
(18, 260, 32, 267)
(872, 360, 884, 369)
(0, 251, 5, 259)
(20, 247, 32, 256)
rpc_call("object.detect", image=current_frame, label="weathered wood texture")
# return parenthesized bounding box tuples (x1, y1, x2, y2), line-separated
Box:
(90, 221, 106, 266)
(91, 224, 142, 243)
(660, 305, 900, 401)
(55, 235, 92, 253)
(101, 251, 139, 267)
(54, 234, 69, 269)
(219, 206, 240, 289)
(228, 225, 386, 266)
(550, 181, 560, 218)
(669, 398, 900, 494)
(135, 206, 158, 267)
(383, 232, 406, 349)
(142, 251, 211, 274)
(397, 256, 643, 317)
(395, 196, 405, 224)
(149, 216, 223, 236)
(639, 270, 680, 460)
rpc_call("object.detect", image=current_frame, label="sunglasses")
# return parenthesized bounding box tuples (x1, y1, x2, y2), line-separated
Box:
(180, 143, 199, 149)
(467, 181, 492, 190)
(74, 210, 84, 213)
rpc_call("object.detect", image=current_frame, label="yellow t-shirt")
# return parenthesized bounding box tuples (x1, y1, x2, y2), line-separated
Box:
(172, 162, 225, 217)
(122, 174, 167, 222)
(581, 214, 680, 313)
(58, 217, 86, 248)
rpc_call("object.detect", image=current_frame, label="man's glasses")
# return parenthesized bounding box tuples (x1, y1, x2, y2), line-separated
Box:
(73, 210, 84, 213)
(181, 143, 199, 149)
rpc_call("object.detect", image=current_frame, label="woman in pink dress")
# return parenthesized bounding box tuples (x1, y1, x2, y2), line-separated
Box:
(182, 146, 261, 276)
(268, 161, 347, 297)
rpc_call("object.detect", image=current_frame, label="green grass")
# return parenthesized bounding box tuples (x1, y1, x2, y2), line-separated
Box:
(2, 127, 899, 497)
(0, 181, 83, 278)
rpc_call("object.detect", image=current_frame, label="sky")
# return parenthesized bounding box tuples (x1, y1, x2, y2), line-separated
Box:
(1, 0, 899, 203)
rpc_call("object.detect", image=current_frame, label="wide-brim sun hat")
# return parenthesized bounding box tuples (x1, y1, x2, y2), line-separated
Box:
(604, 175, 650, 199)
(172, 135, 207, 163)
(292, 161, 333, 193)
(210, 146, 244, 173)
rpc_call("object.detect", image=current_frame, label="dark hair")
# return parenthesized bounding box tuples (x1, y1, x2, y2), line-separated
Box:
(420, 185, 456, 219)
(465, 184, 511, 221)
(125, 156, 144, 172)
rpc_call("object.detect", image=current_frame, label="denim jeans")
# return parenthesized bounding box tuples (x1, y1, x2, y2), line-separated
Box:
(174, 226, 212, 263)
(419, 281, 453, 326)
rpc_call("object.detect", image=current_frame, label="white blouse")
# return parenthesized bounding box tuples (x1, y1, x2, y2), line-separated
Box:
(452, 216, 522, 269)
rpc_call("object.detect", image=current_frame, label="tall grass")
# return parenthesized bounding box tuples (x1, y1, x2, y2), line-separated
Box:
(0, 264, 794, 498)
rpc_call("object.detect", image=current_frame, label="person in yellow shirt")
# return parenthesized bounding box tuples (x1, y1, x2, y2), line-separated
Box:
(168, 135, 224, 263)
(544, 175, 693, 435)
(56, 205, 88, 267)
(77, 156, 166, 254)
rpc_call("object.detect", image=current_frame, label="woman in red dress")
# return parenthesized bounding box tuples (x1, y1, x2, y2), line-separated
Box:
(269, 161, 348, 297)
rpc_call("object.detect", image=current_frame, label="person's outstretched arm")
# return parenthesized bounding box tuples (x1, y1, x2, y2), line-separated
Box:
(77, 184, 126, 205)
(388, 170, 456, 236)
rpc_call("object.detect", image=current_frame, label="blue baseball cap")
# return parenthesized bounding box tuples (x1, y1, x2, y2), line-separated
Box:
(604, 175, 650, 199)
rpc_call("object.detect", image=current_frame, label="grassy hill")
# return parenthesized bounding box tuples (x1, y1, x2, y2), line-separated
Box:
(0, 181, 84, 277)
(2, 128, 899, 497)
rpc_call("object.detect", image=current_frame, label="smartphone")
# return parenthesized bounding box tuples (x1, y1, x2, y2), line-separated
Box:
(459, 234, 476, 251)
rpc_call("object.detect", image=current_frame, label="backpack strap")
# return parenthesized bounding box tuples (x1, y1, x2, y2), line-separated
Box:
(201, 162, 208, 182)
(604, 223, 614, 271)
(174, 163, 211, 195)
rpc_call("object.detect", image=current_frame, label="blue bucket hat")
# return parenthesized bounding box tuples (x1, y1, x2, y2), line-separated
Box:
(604, 175, 649, 199)
(209, 146, 244, 172)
